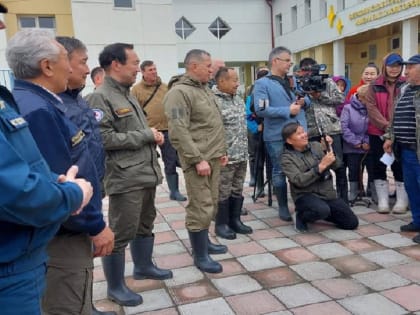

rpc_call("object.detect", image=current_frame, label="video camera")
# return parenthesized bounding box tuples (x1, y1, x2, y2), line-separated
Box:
(296, 64, 329, 93)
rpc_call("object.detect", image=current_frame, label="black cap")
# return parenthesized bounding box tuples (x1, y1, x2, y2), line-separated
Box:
(0, 3, 8, 13)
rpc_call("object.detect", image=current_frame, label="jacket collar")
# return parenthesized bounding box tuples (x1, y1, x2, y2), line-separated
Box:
(104, 76, 131, 95)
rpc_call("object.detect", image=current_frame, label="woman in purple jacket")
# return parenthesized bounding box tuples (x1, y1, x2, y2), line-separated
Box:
(341, 85, 370, 203)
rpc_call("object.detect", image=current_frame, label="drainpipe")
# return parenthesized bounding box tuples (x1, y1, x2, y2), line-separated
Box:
(265, 0, 274, 48)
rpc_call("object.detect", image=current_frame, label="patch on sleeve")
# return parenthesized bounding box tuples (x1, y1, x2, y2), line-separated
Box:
(115, 108, 132, 115)
(72, 130, 85, 147)
(171, 107, 185, 119)
(92, 109, 104, 122)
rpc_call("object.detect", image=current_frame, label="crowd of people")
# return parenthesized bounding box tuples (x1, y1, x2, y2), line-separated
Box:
(1, 0, 420, 312)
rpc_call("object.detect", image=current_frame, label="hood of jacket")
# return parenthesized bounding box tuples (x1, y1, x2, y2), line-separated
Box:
(349, 94, 367, 115)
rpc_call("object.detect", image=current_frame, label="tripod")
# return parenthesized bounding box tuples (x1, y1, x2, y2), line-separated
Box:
(252, 131, 273, 206)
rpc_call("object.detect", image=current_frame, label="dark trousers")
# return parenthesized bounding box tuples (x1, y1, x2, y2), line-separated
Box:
(159, 130, 179, 176)
(295, 194, 359, 230)
(344, 153, 371, 182)
(368, 135, 403, 181)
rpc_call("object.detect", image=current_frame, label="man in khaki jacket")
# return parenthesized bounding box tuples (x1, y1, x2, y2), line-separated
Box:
(131, 60, 186, 201)
(164, 49, 228, 274)
(87, 43, 172, 307)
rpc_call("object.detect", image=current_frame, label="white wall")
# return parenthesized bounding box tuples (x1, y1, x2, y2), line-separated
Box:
(173, 0, 272, 63)
(71, 0, 178, 90)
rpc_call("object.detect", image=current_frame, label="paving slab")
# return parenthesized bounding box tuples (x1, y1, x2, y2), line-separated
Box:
(270, 283, 330, 308)
(338, 293, 407, 315)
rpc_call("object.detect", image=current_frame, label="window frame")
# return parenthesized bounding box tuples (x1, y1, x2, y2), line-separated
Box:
(208, 16, 231, 40)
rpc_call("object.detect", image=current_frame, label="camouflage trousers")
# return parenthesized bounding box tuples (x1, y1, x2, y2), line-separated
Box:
(218, 161, 247, 201)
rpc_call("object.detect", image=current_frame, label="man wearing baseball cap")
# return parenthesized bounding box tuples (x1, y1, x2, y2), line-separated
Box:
(384, 54, 420, 242)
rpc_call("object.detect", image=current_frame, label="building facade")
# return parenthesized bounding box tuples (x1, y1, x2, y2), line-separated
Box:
(273, 0, 419, 84)
(0, 0, 418, 90)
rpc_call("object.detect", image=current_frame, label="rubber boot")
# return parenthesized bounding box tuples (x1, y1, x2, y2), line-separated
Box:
(228, 195, 253, 234)
(349, 181, 359, 204)
(392, 181, 408, 214)
(208, 238, 227, 254)
(215, 199, 236, 239)
(188, 230, 222, 273)
(249, 161, 256, 187)
(374, 179, 390, 213)
(166, 173, 187, 201)
(102, 253, 142, 306)
(92, 305, 117, 315)
(130, 235, 173, 280)
(274, 186, 292, 221)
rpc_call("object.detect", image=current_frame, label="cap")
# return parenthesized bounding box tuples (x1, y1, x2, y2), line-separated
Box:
(0, 3, 8, 13)
(385, 53, 403, 66)
(403, 54, 420, 65)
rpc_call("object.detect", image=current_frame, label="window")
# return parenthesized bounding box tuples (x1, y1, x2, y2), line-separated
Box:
(19, 16, 56, 31)
(114, 0, 133, 8)
(175, 16, 195, 40)
(275, 13, 283, 36)
(368, 44, 377, 60)
(320, 0, 327, 18)
(337, 0, 345, 11)
(291, 6, 297, 31)
(391, 37, 400, 50)
(208, 17, 231, 39)
(304, 0, 311, 25)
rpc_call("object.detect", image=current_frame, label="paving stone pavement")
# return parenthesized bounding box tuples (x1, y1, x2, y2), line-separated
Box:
(93, 170, 420, 315)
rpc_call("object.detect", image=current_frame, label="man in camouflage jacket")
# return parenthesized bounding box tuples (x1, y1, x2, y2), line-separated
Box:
(164, 49, 228, 274)
(212, 67, 252, 240)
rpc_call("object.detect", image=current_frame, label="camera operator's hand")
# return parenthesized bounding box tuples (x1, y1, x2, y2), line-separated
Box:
(296, 97, 305, 107)
(319, 150, 336, 173)
(290, 102, 301, 116)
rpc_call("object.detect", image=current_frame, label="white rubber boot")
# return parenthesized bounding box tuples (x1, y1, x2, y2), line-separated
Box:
(374, 179, 390, 213)
(392, 181, 408, 214)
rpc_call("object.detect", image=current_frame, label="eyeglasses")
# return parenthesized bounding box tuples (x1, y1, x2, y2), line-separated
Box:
(275, 57, 294, 65)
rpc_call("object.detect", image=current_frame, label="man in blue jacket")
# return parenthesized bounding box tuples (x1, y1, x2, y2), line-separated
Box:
(254, 46, 306, 221)
(6, 30, 114, 315)
(0, 3, 93, 314)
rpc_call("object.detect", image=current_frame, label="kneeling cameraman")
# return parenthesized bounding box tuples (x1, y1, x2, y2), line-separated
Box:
(281, 122, 359, 232)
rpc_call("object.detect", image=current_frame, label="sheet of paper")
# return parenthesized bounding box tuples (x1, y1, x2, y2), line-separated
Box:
(380, 152, 395, 166)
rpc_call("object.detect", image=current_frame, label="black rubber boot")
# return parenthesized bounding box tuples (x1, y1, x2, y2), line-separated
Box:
(228, 195, 253, 234)
(92, 305, 117, 315)
(166, 173, 187, 201)
(102, 253, 142, 306)
(188, 230, 222, 273)
(274, 186, 292, 221)
(215, 199, 236, 239)
(208, 238, 227, 254)
(130, 235, 173, 280)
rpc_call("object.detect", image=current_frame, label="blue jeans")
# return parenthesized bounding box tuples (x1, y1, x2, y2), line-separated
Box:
(0, 263, 46, 315)
(265, 140, 286, 189)
(401, 149, 420, 227)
